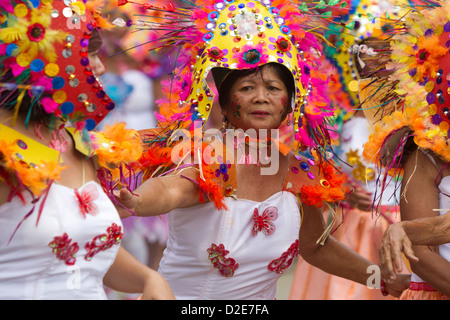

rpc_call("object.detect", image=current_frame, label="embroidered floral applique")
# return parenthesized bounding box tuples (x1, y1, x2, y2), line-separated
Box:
(85, 223, 123, 261)
(74, 183, 99, 218)
(207, 243, 239, 277)
(48, 233, 79, 266)
(252, 206, 278, 236)
(267, 239, 299, 274)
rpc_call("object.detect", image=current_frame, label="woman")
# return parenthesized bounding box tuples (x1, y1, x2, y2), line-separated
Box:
(115, 0, 409, 300)
(118, 63, 410, 300)
(0, 0, 173, 300)
(363, 0, 450, 300)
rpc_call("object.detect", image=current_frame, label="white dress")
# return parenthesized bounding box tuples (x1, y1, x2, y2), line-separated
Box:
(158, 191, 301, 300)
(0, 181, 122, 299)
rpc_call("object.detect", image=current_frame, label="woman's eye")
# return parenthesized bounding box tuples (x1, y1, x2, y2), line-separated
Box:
(241, 86, 252, 91)
(268, 86, 279, 91)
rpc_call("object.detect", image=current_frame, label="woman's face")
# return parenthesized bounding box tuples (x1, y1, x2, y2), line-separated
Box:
(87, 30, 105, 77)
(222, 66, 290, 131)
(88, 50, 106, 77)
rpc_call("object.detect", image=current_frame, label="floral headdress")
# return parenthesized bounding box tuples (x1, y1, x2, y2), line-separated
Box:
(116, 0, 351, 156)
(112, 0, 354, 212)
(363, 0, 450, 170)
(0, 1, 143, 220)
(322, 0, 405, 114)
(0, 0, 115, 131)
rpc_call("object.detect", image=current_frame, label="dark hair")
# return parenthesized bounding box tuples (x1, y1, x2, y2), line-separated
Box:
(353, 36, 391, 78)
(217, 63, 295, 112)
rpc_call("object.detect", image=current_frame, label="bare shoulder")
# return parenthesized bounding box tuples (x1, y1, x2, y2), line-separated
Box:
(403, 148, 441, 182)
(401, 148, 441, 220)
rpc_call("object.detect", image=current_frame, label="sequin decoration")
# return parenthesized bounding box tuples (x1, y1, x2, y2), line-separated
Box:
(48, 233, 79, 266)
(252, 206, 278, 236)
(84, 223, 123, 261)
(267, 239, 299, 274)
(207, 243, 239, 277)
(215, 158, 231, 182)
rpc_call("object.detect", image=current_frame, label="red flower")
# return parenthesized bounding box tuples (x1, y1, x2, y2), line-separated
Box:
(252, 206, 278, 236)
(416, 49, 429, 65)
(276, 37, 291, 52)
(207, 47, 224, 60)
(118, 0, 128, 6)
(27, 23, 45, 42)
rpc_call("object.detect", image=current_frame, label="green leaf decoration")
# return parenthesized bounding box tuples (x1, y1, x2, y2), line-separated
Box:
(367, 13, 376, 21)
(345, 21, 356, 30)
(299, 2, 309, 12)
(315, 0, 327, 9)
(328, 0, 340, 6)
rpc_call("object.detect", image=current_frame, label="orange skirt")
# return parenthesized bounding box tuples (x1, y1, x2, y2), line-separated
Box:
(399, 282, 449, 300)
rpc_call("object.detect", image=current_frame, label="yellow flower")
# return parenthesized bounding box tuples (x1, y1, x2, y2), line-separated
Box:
(0, 1, 66, 66)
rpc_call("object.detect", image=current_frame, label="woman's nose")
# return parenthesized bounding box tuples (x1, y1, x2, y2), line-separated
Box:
(252, 86, 269, 103)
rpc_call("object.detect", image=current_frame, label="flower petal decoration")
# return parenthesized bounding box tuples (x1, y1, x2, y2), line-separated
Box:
(234, 43, 269, 69)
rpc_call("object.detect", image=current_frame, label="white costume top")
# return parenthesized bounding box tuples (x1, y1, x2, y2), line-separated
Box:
(0, 181, 122, 299)
(340, 116, 399, 206)
(410, 153, 450, 284)
(158, 191, 301, 300)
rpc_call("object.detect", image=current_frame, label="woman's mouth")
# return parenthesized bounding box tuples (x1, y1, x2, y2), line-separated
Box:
(251, 110, 270, 117)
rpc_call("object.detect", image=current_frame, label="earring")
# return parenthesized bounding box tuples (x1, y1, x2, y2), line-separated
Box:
(222, 116, 228, 129)
(286, 115, 290, 126)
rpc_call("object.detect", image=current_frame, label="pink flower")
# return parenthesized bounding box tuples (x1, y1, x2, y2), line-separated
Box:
(40, 97, 58, 114)
(74, 184, 99, 218)
(30, 72, 53, 92)
(4, 57, 26, 77)
(233, 43, 268, 69)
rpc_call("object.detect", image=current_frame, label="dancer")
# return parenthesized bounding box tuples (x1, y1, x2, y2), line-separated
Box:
(289, 1, 409, 299)
(0, 0, 173, 300)
(363, 0, 450, 300)
(115, 0, 409, 300)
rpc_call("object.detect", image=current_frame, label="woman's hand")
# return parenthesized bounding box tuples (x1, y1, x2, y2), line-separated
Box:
(383, 273, 411, 298)
(114, 188, 140, 219)
(379, 222, 419, 281)
(347, 186, 373, 212)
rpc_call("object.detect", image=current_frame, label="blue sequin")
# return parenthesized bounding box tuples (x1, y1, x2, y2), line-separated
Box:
(300, 162, 309, 171)
(52, 77, 65, 90)
(30, 59, 44, 72)
(85, 119, 96, 131)
(61, 101, 75, 114)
